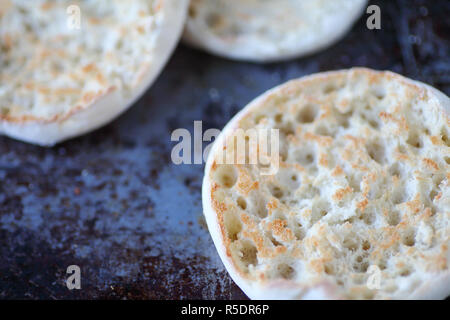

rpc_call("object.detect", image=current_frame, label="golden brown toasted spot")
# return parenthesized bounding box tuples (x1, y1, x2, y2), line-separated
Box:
(379, 112, 409, 130)
(240, 212, 255, 228)
(82, 63, 97, 73)
(405, 194, 421, 214)
(89, 17, 100, 24)
(422, 158, 439, 171)
(154, 0, 164, 11)
(304, 132, 333, 147)
(333, 186, 353, 201)
(137, 25, 145, 34)
(96, 73, 106, 85)
(395, 152, 409, 161)
(357, 198, 369, 212)
(274, 245, 287, 255)
(379, 230, 401, 250)
(267, 219, 295, 242)
(337, 98, 349, 111)
(267, 199, 278, 211)
(344, 134, 365, 146)
(24, 82, 35, 90)
(421, 208, 433, 219)
(331, 165, 344, 176)
(40, 2, 53, 10)
(3, 34, 12, 49)
(351, 163, 370, 171)
(319, 153, 328, 167)
(38, 87, 51, 95)
(82, 91, 96, 104)
(342, 148, 352, 161)
(430, 136, 441, 145)
(213, 200, 226, 215)
(211, 183, 227, 215)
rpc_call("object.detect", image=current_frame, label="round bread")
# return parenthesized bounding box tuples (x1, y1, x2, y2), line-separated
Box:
(0, 0, 188, 146)
(184, 0, 368, 62)
(202, 68, 450, 299)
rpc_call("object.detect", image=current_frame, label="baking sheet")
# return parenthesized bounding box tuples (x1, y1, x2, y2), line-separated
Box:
(0, 0, 449, 299)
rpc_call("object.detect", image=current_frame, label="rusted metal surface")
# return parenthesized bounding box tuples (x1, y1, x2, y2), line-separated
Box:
(0, 0, 448, 299)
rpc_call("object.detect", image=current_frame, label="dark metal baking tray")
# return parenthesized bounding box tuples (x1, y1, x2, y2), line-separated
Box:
(0, 0, 448, 299)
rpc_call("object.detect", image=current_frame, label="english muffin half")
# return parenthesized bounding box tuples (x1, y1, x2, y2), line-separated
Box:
(184, 0, 368, 62)
(0, 0, 188, 146)
(203, 68, 450, 299)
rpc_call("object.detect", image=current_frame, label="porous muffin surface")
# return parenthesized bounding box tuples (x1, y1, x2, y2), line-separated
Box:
(206, 68, 450, 299)
(0, 0, 164, 120)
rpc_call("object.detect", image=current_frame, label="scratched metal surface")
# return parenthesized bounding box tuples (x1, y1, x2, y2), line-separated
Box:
(0, 0, 448, 299)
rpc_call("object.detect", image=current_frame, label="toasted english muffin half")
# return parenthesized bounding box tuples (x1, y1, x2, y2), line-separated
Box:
(203, 68, 450, 299)
(0, 0, 188, 146)
(184, 0, 368, 62)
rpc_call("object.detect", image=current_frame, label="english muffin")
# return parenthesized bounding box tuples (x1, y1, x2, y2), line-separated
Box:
(184, 0, 368, 62)
(203, 68, 450, 299)
(0, 0, 188, 146)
